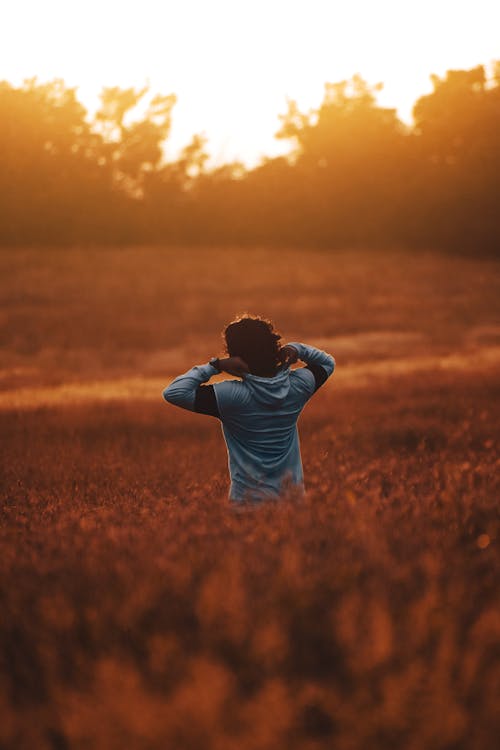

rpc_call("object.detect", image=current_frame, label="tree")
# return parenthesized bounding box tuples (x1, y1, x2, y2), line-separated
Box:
(412, 64, 500, 251)
(274, 75, 409, 244)
(94, 86, 177, 197)
(0, 77, 106, 242)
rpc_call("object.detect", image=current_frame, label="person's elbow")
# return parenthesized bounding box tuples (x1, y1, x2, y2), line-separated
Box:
(324, 355, 336, 378)
(162, 383, 182, 406)
(162, 383, 193, 409)
(162, 385, 175, 404)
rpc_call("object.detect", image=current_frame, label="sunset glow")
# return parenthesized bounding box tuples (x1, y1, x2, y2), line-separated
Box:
(2, 0, 500, 742)
(1, 0, 499, 164)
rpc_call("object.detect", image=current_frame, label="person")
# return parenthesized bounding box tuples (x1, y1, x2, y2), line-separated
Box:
(162, 314, 335, 506)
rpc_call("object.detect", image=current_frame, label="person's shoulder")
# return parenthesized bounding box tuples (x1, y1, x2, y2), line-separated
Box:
(213, 378, 249, 411)
(290, 366, 316, 392)
(214, 377, 246, 393)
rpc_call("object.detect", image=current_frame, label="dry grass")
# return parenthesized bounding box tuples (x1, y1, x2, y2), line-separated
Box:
(0, 245, 499, 749)
(1, 244, 499, 389)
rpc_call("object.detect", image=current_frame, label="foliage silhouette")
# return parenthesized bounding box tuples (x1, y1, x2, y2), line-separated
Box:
(0, 63, 499, 254)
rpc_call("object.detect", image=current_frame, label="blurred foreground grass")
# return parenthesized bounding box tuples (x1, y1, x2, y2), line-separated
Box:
(1, 369, 499, 749)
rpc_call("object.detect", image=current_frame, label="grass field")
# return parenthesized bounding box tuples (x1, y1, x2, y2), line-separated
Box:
(1, 245, 499, 749)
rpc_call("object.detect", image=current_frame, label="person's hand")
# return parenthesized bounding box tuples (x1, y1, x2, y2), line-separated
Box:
(278, 344, 299, 367)
(217, 356, 250, 376)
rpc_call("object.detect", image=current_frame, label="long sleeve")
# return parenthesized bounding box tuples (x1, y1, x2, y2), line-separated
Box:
(162, 362, 219, 411)
(287, 342, 335, 391)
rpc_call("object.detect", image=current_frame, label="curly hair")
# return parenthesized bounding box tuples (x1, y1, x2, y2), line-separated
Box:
(223, 314, 283, 377)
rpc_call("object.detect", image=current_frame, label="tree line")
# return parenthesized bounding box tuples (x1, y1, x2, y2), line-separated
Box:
(1, 63, 499, 254)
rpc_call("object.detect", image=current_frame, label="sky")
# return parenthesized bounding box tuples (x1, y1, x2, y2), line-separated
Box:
(1, 0, 498, 166)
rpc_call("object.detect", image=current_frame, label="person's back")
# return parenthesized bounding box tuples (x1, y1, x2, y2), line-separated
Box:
(162, 315, 335, 504)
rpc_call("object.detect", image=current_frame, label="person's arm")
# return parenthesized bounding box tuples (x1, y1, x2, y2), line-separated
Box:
(285, 342, 335, 391)
(162, 362, 219, 412)
(162, 356, 249, 418)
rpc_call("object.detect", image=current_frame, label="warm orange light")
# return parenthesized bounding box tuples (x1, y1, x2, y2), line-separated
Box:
(1, 0, 499, 164)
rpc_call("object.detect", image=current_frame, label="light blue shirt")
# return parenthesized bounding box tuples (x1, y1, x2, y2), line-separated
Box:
(163, 342, 335, 504)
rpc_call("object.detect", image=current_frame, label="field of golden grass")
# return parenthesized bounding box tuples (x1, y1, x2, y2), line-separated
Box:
(1, 245, 499, 749)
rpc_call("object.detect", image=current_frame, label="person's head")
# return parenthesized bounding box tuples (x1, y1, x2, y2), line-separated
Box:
(223, 314, 282, 377)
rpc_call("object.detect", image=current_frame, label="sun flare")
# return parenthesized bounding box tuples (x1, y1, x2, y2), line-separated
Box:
(1, 0, 499, 164)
